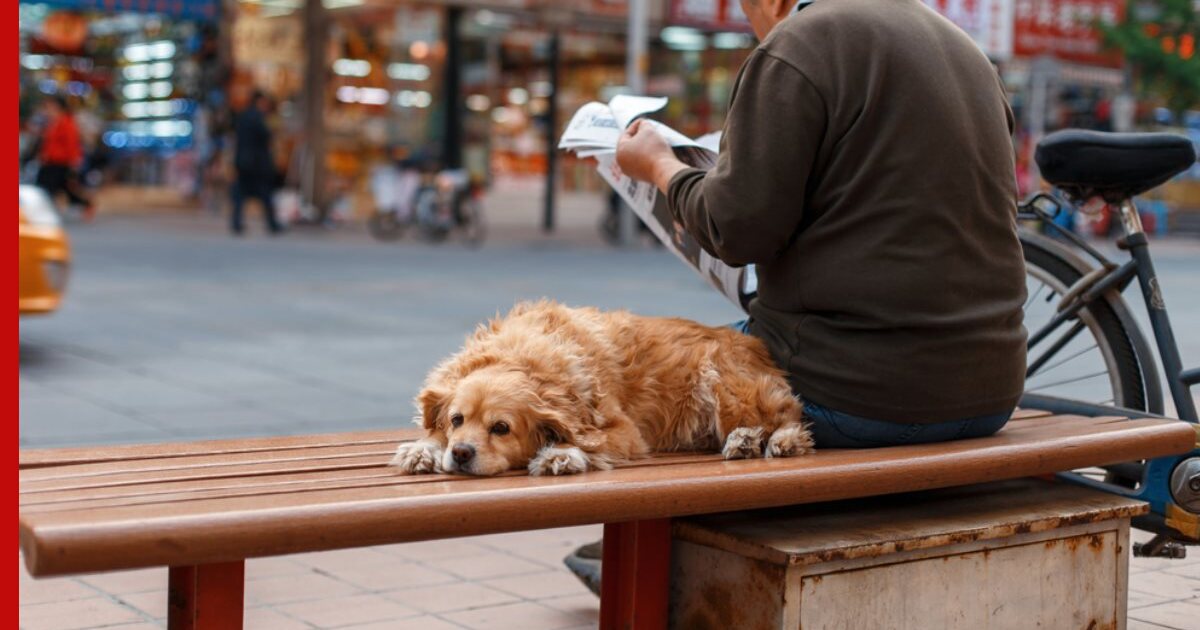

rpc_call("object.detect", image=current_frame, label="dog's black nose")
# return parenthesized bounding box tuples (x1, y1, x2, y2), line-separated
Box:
(451, 443, 475, 465)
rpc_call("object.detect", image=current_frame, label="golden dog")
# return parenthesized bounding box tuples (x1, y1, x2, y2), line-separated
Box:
(390, 300, 812, 476)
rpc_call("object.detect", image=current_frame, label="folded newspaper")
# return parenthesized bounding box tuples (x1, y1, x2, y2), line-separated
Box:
(558, 95, 756, 312)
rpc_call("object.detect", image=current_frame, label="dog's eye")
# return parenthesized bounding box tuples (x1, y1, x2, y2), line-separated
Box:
(450, 413, 464, 428)
(490, 421, 510, 436)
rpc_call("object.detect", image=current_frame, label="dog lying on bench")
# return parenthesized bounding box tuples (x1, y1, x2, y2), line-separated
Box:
(390, 300, 813, 476)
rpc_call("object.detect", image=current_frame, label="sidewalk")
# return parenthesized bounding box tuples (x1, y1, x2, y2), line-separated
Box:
(18, 524, 1200, 629)
(19, 526, 602, 630)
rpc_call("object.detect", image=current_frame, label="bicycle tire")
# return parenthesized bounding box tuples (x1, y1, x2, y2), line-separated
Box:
(1021, 234, 1148, 412)
(367, 213, 406, 242)
(459, 200, 485, 247)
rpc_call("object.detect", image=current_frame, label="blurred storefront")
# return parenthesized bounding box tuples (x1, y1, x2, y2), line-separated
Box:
(223, 0, 762, 219)
(18, 0, 224, 192)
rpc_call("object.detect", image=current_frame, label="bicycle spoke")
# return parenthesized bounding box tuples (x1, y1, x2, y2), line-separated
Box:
(1026, 370, 1111, 392)
(1030, 343, 1099, 378)
(1026, 320, 1087, 376)
(1024, 282, 1047, 310)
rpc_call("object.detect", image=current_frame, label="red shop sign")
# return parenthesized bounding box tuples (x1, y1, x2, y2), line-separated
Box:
(669, 0, 751, 32)
(1013, 0, 1125, 67)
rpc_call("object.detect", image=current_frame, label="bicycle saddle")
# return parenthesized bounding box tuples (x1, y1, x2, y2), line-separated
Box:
(1035, 130, 1196, 202)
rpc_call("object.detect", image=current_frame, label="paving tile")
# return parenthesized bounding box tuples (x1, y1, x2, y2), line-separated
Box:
(1127, 588, 1173, 610)
(275, 593, 421, 628)
(481, 570, 594, 600)
(18, 578, 98, 606)
(116, 589, 167, 619)
(506, 541, 590, 571)
(245, 607, 316, 630)
(441, 601, 592, 630)
(80, 568, 167, 595)
(18, 597, 145, 630)
(322, 561, 458, 592)
(247, 556, 308, 580)
(1130, 554, 1200, 574)
(471, 526, 601, 550)
(1129, 571, 1200, 601)
(382, 582, 520, 614)
(375, 538, 494, 562)
(247, 571, 363, 606)
(1164, 562, 1200, 581)
(1129, 599, 1200, 629)
(539, 594, 600, 618)
(86, 624, 165, 630)
(340, 615, 466, 630)
(421, 551, 546, 581)
(289, 548, 401, 574)
(1126, 620, 1172, 630)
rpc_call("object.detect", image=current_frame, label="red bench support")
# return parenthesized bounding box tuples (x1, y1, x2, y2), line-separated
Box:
(600, 519, 672, 630)
(167, 561, 245, 630)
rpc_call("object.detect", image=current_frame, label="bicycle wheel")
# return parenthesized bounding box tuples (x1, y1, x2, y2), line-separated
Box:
(458, 199, 485, 247)
(367, 213, 406, 242)
(1021, 233, 1148, 411)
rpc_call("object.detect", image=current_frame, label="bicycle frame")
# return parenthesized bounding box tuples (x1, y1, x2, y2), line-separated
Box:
(1021, 193, 1200, 547)
(1022, 195, 1198, 423)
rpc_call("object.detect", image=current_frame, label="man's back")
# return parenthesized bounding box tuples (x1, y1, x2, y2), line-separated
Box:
(667, 0, 1027, 423)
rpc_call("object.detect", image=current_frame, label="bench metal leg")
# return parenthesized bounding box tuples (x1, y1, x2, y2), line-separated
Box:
(168, 561, 245, 630)
(599, 519, 671, 630)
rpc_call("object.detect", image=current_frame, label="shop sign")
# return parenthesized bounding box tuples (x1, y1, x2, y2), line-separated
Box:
(1013, 0, 1125, 67)
(669, 0, 751, 32)
(923, 0, 1015, 60)
(233, 15, 303, 66)
(42, 10, 89, 53)
(30, 0, 219, 21)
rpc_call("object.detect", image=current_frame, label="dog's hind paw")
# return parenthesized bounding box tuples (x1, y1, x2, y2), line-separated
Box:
(529, 446, 590, 476)
(722, 427, 768, 460)
(389, 439, 443, 474)
(766, 423, 815, 458)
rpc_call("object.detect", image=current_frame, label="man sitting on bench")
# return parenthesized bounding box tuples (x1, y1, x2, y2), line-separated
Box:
(617, 0, 1027, 449)
(561, 0, 1029, 593)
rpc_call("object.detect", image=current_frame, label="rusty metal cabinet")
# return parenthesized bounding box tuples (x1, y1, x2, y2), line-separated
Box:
(670, 479, 1143, 630)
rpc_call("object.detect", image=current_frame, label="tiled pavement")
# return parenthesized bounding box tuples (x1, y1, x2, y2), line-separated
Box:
(18, 525, 1200, 629)
(19, 525, 604, 630)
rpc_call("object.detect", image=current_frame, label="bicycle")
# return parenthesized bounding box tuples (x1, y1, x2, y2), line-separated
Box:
(1016, 129, 1199, 557)
(367, 164, 486, 247)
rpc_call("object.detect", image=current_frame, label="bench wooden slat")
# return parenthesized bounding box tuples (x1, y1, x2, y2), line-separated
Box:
(18, 410, 1057, 471)
(19, 415, 1194, 577)
(17, 416, 1113, 503)
(19, 452, 726, 512)
(17, 429, 415, 470)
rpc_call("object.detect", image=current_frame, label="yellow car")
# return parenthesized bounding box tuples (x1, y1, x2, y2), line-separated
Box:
(19, 185, 70, 315)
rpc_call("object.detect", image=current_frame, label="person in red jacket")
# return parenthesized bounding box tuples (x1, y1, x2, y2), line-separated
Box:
(36, 96, 94, 221)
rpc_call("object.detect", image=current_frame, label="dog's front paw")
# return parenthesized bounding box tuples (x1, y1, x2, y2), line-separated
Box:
(766, 423, 815, 458)
(528, 446, 590, 476)
(389, 439, 444, 474)
(722, 427, 768, 460)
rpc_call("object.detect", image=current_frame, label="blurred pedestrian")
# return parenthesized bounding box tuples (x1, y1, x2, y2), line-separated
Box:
(36, 96, 94, 221)
(231, 91, 282, 236)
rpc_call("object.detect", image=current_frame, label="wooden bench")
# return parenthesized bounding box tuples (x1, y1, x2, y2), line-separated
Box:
(19, 409, 1196, 629)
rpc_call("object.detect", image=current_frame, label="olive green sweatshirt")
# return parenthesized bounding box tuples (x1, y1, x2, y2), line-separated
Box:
(668, 0, 1027, 423)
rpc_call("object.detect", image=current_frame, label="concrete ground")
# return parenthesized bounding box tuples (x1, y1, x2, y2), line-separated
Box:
(18, 185, 1200, 628)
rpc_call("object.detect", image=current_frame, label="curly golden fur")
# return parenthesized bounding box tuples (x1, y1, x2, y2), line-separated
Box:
(390, 300, 813, 476)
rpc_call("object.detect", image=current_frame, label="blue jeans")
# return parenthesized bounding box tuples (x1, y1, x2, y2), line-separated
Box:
(729, 319, 1011, 447)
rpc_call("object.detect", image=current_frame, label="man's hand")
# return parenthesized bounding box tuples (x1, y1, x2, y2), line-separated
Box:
(616, 120, 690, 192)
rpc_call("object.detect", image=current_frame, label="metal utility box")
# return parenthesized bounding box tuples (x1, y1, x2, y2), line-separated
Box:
(670, 479, 1145, 630)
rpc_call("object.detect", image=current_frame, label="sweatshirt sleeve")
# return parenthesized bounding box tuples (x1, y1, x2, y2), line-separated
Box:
(666, 50, 827, 266)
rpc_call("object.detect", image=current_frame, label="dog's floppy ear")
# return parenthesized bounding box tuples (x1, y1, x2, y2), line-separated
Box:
(415, 384, 451, 432)
(535, 398, 606, 451)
